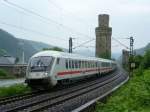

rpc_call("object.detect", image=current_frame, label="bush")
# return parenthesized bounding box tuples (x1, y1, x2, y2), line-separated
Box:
(0, 69, 15, 79)
(95, 69, 150, 112)
(42, 47, 63, 51)
(143, 49, 150, 69)
(0, 69, 8, 77)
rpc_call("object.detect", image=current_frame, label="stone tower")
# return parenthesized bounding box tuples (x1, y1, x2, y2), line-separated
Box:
(95, 14, 112, 59)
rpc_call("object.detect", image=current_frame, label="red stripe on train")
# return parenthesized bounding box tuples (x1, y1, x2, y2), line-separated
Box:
(57, 67, 112, 76)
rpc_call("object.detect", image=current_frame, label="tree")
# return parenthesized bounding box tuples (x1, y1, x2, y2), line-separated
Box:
(134, 55, 143, 68)
(0, 49, 8, 56)
(143, 49, 150, 69)
(15, 57, 19, 64)
(42, 47, 63, 52)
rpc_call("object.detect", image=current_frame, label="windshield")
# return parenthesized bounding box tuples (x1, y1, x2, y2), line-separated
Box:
(29, 56, 53, 72)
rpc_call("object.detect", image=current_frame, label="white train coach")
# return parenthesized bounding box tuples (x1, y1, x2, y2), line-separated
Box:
(25, 51, 117, 88)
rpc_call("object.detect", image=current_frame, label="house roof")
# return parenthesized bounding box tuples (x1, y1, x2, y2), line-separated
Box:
(0, 56, 15, 64)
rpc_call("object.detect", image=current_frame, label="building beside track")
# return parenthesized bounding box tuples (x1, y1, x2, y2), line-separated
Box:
(122, 49, 129, 68)
(0, 64, 27, 77)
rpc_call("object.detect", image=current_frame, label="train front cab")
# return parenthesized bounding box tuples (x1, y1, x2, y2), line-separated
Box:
(25, 56, 57, 88)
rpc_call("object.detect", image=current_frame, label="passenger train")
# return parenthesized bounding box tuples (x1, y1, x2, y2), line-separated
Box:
(25, 51, 117, 88)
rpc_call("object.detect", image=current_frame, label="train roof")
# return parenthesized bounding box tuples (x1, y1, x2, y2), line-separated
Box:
(31, 51, 114, 62)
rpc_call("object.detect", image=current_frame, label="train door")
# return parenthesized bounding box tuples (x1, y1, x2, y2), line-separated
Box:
(68, 59, 73, 78)
(98, 61, 101, 75)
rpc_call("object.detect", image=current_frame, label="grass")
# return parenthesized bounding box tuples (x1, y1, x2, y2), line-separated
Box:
(0, 84, 31, 98)
(94, 69, 150, 112)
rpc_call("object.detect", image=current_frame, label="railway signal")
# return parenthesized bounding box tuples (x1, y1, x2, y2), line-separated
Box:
(130, 37, 134, 56)
(129, 36, 135, 76)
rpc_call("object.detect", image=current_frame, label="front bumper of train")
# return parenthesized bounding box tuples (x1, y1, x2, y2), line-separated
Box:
(26, 72, 49, 79)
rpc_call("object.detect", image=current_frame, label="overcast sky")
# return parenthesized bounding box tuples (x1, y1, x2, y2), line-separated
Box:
(0, 0, 150, 56)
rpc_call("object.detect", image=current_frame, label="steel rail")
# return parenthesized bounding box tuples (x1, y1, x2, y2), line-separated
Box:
(37, 72, 125, 112)
(5, 70, 121, 112)
(0, 90, 46, 105)
(0, 69, 121, 112)
(72, 74, 129, 112)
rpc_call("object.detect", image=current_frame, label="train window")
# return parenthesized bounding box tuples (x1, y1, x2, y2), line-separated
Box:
(85, 61, 87, 68)
(75, 60, 78, 69)
(104, 63, 106, 67)
(88, 61, 90, 68)
(57, 58, 60, 64)
(72, 60, 74, 69)
(85, 61, 86, 68)
(77, 61, 79, 68)
(87, 61, 89, 68)
(90, 62, 92, 68)
(98, 62, 100, 67)
(106, 63, 108, 67)
(82, 61, 84, 68)
(96, 62, 98, 67)
(105, 62, 107, 67)
(86, 61, 87, 68)
(69, 60, 72, 69)
(81, 61, 83, 68)
(101, 62, 104, 67)
(79, 61, 81, 68)
(84, 61, 86, 68)
(30, 56, 54, 72)
(66, 60, 68, 69)
(107, 63, 110, 67)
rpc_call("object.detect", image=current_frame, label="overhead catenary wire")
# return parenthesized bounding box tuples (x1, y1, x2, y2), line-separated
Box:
(3, 0, 94, 40)
(3, 0, 128, 52)
(47, 0, 94, 28)
(0, 20, 67, 42)
(112, 37, 129, 49)
(73, 38, 95, 49)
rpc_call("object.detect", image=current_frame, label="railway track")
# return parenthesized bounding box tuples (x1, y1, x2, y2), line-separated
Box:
(0, 90, 46, 106)
(0, 69, 127, 112)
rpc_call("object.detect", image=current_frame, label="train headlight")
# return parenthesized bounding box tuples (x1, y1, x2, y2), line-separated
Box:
(44, 72, 48, 76)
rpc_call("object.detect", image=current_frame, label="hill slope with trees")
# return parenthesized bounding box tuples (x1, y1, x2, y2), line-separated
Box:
(0, 29, 54, 62)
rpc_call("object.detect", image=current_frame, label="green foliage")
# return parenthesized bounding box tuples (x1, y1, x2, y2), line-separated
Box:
(143, 49, 150, 69)
(0, 48, 8, 56)
(0, 84, 31, 98)
(128, 49, 150, 69)
(134, 55, 143, 68)
(15, 57, 19, 64)
(0, 69, 8, 77)
(43, 47, 63, 51)
(0, 69, 15, 79)
(95, 69, 150, 112)
(99, 52, 111, 59)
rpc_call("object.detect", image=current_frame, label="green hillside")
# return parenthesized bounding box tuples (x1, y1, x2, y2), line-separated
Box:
(18, 39, 53, 51)
(136, 43, 150, 55)
(0, 29, 53, 62)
